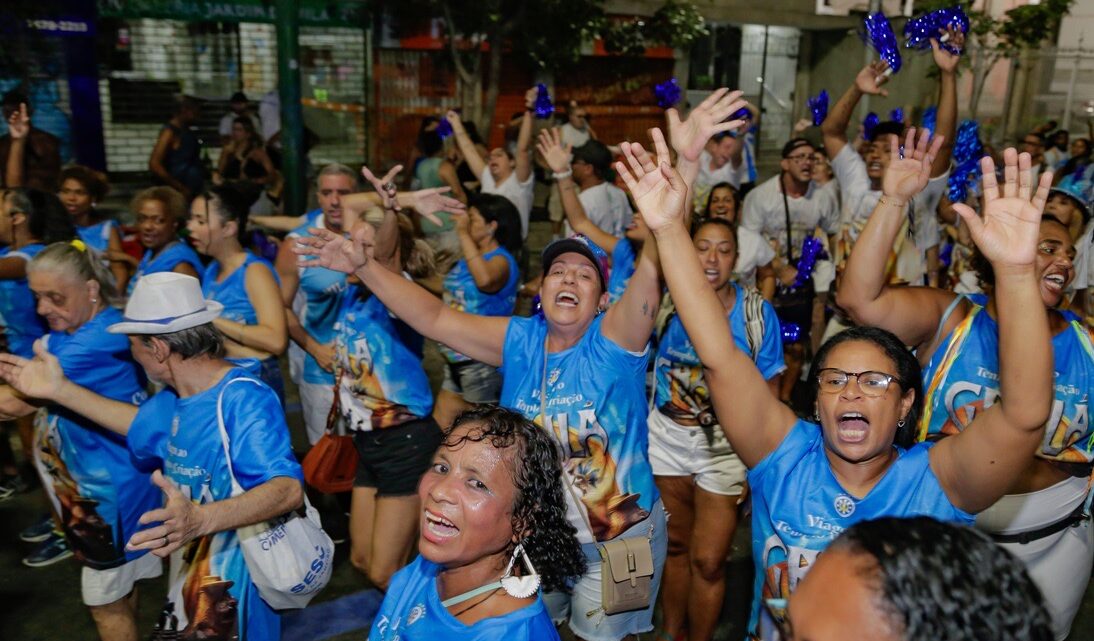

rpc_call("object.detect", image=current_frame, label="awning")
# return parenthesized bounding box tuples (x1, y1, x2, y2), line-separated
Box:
(97, 0, 368, 28)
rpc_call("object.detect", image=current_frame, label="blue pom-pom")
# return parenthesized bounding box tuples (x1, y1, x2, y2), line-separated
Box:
(863, 112, 880, 140)
(789, 236, 826, 291)
(935, 6, 969, 55)
(904, 6, 969, 55)
(921, 106, 938, 135)
(889, 108, 904, 124)
(862, 12, 902, 74)
(534, 84, 554, 119)
(781, 323, 802, 344)
(653, 78, 682, 109)
(436, 118, 453, 139)
(731, 107, 752, 122)
(903, 12, 937, 51)
(947, 119, 983, 202)
(808, 90, 829, 127)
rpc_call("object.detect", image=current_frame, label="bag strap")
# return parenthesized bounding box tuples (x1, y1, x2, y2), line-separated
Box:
(742, 287, 766, 362)
(215, 376, 268, 497)
(780, 175, 793, 265)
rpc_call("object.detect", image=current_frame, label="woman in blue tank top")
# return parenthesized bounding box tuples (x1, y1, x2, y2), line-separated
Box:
(840, 134, 1094, 640)
(124, 186, 203, 296)
(646, 129, 1057, 636)
(187, 185, 287, 401)
(0, 241, 161, 640)
(434, 193, 522, 428)
(0, 188, 74, 498)
(56, 166, 129, 289)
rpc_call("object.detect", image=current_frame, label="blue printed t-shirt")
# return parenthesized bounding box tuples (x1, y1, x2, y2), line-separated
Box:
(76, 219, 115, 254)
(607, 238, 636, 304)
(287, 213, 347, 384)
(370, 555, 559, 641)
(440, 246, 519, 363)
(203, 253, 279, 326)
(500, 314, 657, 544)
(747, 419, 973, 633)
(38, 306, 156, 570)
(654, 283, 785, 422)
(0, 243, 46, 357)
(920, 295, 1094, 463)
(128, 370, 303, 641)
(126, 240, 204, 295)
(334, 285, 433, 430)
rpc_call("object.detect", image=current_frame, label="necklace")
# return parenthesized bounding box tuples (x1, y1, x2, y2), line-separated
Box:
(448, 586, 501, 619)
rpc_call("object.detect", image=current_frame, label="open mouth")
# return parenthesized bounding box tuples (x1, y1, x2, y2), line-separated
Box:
(704, 268, 721, 283)
(836, 411, 869, 443)
(868, 161, 883, 171)
(1043, 273, 1067, 293)
(423, 510, 459, 541)
(555, 291, 580, 308)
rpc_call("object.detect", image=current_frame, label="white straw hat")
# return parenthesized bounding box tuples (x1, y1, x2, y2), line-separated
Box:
(108, 272, 223, 335)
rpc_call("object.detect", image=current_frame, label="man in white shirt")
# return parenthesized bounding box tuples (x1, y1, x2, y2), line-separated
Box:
(692, 132, 747, 213)
(217, 91, 261, 146)
(447, 88, 536, 239)
(820, 35, 961, 287)
(564, 140, 632, 238)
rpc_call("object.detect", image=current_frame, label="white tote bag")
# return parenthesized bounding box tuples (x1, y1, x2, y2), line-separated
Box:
(215, 378, 334, 610)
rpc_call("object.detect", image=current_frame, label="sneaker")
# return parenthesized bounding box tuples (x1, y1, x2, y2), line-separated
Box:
(22, 532, 73, 567)
(19, 515, 55, 543)
(0, 483, 12, 502)
(0, 474, 30, 496)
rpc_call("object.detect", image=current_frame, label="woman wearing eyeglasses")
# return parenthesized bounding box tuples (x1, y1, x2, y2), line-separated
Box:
(641, 126, 1056, 637)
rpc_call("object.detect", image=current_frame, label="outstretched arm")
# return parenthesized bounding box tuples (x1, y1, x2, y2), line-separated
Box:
(930, 30, 964, 178)
(446, 111, 486, 182)
(931, 151, 1055, 513)
(641, 161, 796, 468)
(4, 103, 29, 187)
(514, 88, 535, 183)
(820, 61, 889, 160)
(838, 128, 957, 351)
(536, 127, 618, 251)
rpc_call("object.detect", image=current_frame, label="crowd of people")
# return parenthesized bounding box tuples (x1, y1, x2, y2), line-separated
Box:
(0, 27, 1092, 641)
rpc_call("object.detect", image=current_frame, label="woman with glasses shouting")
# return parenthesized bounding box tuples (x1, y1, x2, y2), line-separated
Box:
(638, 124, 1056, 638)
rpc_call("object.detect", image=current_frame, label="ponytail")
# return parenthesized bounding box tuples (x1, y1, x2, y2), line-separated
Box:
(28, 240, 120, 307)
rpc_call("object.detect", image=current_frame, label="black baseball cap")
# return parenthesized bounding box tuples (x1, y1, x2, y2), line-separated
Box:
(572, 140, 614, 180)
(781, 138, 815, 158)
(229, 91, 249, 103)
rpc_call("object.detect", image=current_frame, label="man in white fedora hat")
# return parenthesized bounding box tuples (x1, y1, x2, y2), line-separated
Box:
(0, 272, 305, 640)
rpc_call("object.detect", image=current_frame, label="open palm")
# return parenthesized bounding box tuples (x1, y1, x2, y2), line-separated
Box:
(409, 187, 463, 227)
(618, 128, 687, 233)
(882, 127, 944, 201)
(856, 61, 891, 97)
(666, 88, 747, 163)
(953, 149, 1051, 268)
(535, 127, 572, 174)
(293, 225, 375, 275)
(0, 341, 65, 401)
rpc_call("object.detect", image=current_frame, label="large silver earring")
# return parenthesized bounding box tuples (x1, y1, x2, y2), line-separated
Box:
(499, 543, 540, 599)
(897, 418, 906, 428)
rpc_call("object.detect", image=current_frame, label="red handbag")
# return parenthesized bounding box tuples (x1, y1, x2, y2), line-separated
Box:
(302, 375, 358, 493)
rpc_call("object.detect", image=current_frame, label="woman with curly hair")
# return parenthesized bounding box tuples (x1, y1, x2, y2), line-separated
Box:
(370, 406, 586, 640)
(783, 517, 1053, 641)
(56, 165, 129, 289)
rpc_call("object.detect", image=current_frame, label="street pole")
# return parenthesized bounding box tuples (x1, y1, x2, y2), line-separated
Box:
(756, 26, 769, 159)
(1062, 34, 1083, 131)
(276, 0, 306, 216)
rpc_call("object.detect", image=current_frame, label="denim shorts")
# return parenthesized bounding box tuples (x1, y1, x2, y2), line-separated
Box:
(353, 417, 443, 496)
(542, 499, 668, 641)
(441, 360, 503, 404)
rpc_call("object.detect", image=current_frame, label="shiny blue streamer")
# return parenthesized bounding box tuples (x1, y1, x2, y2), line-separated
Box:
(863, 112, 880, 140)
(436, 118, 453, 139)
(534, 84, 554, 119)
(654, 78, 682, 109)
(861, 12, 902, 73)
(903, 6, 969, 55)
(808, 90, 828, 127)
(890, 108, 904, 124)
(789, 236, 825, 291)
(781, 323, 802, 343)
(921, 106, 938, 136)
(947, 119, 983, 202)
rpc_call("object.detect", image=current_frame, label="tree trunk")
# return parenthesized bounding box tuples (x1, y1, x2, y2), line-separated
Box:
(478, 23, 504, 140)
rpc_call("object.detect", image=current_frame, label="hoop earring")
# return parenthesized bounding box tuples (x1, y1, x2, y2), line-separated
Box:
(499, 543, 540, 599)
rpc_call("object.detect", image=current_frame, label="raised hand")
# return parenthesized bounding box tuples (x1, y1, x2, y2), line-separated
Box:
(407, 186, 464, 227)
(666, 88, 748, 163)
(882, 127, 945, 201)
(293, 224, 376, 275)
(931, 28, 965, 75)
(535, 127, 573, 174)
(0, 341, 66, 401)
(617, 128, 688, 233)
(856, 61, 891, 97)
(444, 109, 464, 133)
(361, 164, 403, 212)
(7, 103, 29, 140)
(952, 148, 1052, 269)
(525, 87, 538, 111)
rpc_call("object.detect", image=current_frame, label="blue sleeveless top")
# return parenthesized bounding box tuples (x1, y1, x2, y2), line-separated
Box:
(76, 219, 115, 254)
(202, 253, 279, 325)
(0, 243, 46, 358)
(748, 420, 972, 633)
(287, 213, 348, 384)
(920, 294, 1094, 464)
(440, 246, 519, 363)
(127, 240, 204, 295)
(607, 239, 636, 304)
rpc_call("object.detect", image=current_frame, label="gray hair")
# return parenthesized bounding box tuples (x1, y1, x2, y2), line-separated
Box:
(316, 163, 360, 187)
(28, 241, 120, 307)
(140, 323, 225, 360)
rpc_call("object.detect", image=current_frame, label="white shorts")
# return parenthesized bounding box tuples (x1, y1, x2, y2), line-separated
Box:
(647, 409, 746, 496)
(82, 552, 163, 607)
(298, 381, 335, 445)
(976, 475, 1094, 641)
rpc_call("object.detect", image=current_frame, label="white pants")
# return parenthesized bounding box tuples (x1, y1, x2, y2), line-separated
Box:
(976, 476, 1094, 641)
(298, 381, 335, 445)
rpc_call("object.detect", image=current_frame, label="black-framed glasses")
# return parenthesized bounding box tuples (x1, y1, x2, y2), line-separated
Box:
(784, 153, 814, 164)
(760, 598, 791, 640)
(816, 368, 900, 397)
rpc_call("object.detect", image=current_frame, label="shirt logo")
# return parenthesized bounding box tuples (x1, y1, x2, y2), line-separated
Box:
(407, 603, 425, 627)
(170, 415, 179, 437)
(833, 494, 856, 518)
(547, 368, 561, 387)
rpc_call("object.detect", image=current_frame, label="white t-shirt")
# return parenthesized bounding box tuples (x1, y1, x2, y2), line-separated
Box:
(561, 122, 591, 149)
(218, 112, 262, 139)
(481, 168, 535, 239)
(259, 90, 281, 142)
(734, 225, 776, 288)
(831, 144, 946, 284)
(692, 149, 747, 214)
(741, 175, 840, 262)
(563, 182, 633, 238)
